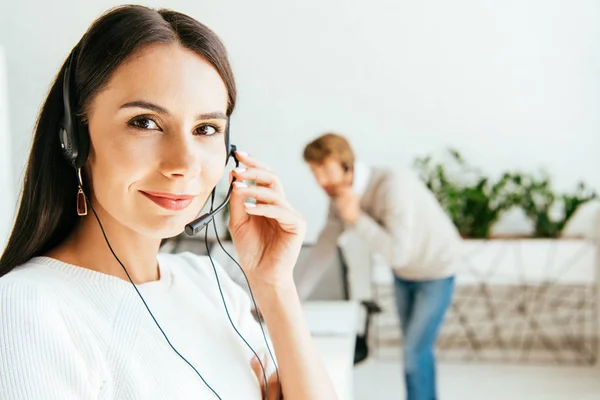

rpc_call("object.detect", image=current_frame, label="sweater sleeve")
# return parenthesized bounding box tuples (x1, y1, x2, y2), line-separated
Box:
(294, 202, 344, 301)
(0, 282, 98, 399)
(347, 172, 415, 267)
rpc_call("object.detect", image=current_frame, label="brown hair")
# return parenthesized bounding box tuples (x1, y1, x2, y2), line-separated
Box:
(303, 133, 355, 172)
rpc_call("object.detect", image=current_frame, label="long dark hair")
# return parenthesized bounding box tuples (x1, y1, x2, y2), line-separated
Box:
(0, 5, 237, 276)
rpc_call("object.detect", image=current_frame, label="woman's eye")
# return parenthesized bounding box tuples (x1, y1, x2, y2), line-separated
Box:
(129, 117, 160, 131)
(195, 125, 220, 136)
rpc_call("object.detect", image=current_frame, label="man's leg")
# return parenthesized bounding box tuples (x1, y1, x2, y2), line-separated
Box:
(393, 275, 415, 398)
(401, 276, 455, 400)
(393, 275, 414, 338)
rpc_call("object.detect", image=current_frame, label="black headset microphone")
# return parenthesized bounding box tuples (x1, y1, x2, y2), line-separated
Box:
(59, 47, 281, 400)
(184, 143, 238, 237)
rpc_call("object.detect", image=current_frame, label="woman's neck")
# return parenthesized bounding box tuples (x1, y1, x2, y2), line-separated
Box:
(46, 208, 162, 284)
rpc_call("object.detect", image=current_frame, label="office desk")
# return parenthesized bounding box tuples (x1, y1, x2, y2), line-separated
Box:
(303, 301, 360, 400)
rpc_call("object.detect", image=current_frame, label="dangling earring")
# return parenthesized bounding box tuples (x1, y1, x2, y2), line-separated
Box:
(76, 168, 87, 216)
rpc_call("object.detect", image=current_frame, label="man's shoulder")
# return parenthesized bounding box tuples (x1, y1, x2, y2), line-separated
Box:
(367, 165, 420, 193)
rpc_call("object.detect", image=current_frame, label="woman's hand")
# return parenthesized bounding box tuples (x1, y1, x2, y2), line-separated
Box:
(250, 354, 282, 400)
(231, 152, 338, 399)
(228, 150, 306, 288)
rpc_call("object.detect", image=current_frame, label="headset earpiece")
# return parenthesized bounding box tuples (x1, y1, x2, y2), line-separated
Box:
(59, 47, 90, 170)
(225, 119, 231, 162)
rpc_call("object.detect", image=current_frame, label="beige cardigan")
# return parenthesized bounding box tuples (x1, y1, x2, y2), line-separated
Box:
(295, 166, 462, 300)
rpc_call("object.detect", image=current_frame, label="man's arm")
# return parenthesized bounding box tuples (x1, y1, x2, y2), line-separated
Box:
(347, 173, 415, 267)
(294, 203, 344, 301)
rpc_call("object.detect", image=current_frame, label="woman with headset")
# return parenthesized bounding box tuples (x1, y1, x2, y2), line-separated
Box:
(0, 5, 336, 400)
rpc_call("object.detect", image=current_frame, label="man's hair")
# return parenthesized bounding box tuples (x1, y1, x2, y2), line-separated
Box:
(303, 132, 355, 172)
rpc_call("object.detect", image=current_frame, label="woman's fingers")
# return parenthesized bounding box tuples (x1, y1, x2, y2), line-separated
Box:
(233, 182, 287, 206)
(233, 150, 286, 195)
(244, 204, 305, 235)
(228, 173, 292, 230)
(229, 150, 304, 235)
(228, 170, 250, 226)
(232, 166, 283, 194)
(235, 150, 272, 171)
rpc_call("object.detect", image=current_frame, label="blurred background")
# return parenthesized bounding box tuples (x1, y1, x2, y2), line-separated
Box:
(1, 0, 600, 399)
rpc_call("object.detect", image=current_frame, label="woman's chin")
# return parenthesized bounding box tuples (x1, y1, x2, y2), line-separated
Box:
(138, 213, 198, 239)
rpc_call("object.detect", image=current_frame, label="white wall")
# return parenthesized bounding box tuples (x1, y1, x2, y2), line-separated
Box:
(1, 0, 599, 241)
(0, 46, 14, 249)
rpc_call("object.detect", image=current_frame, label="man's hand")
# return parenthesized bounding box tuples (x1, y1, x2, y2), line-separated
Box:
(333, 186, 361, 225)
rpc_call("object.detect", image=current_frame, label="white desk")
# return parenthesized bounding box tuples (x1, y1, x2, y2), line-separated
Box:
(303, 301, 359, 400)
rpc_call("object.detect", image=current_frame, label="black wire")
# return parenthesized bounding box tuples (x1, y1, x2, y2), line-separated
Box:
(85, 173, 280, 399)
(86, 198, 222, 399)
(204, 226, 270, 399)
(204, 191, 274, 399)
(211, 217, 282, 400)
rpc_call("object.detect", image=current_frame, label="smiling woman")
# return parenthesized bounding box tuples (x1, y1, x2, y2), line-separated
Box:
(80, 42, 230, 243)
(0, 5, 336, 400)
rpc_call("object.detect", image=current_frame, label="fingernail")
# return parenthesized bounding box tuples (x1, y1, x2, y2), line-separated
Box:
(236, 150, 248, 157)
(233, 181, 247, 188)
(244, 202, 256, 208)
(234, 167, 247, 174)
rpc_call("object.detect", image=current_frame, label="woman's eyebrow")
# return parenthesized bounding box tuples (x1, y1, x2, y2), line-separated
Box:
(196, 111, 227, 120)
(119, 100, 227, 120)
(120, 100, 170, 115)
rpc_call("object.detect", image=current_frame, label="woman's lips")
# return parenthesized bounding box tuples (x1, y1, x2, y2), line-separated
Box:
(140, 191, 195, 211)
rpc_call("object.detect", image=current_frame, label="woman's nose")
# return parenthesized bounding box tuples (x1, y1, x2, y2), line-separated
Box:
(159, 133, 202, 179)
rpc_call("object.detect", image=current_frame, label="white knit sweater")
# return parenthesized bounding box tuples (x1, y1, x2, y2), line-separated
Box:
(0, 252, 276, 399)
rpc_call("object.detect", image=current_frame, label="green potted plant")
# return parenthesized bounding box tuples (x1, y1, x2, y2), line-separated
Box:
(413, 149, 522, 238)
(517, 172, 596, 238)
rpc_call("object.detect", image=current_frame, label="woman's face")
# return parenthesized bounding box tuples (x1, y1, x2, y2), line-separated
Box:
(85, 43, 229, 239)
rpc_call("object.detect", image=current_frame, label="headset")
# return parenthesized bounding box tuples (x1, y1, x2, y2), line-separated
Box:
(59, 46, 281, 400)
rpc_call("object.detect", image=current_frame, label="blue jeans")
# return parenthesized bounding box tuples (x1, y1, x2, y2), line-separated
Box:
(393, 275, 455, 400)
